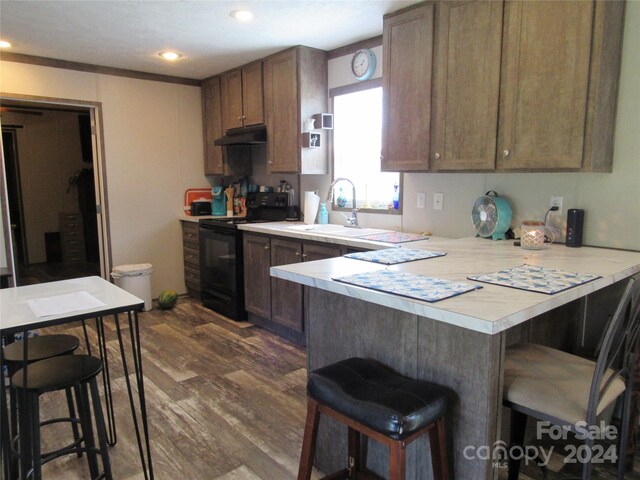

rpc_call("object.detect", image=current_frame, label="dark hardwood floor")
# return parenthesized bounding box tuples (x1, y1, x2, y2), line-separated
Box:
(17, 296, 639, 479)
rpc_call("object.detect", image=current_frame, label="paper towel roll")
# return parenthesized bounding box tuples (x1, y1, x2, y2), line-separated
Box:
(303, 191, 320, 225)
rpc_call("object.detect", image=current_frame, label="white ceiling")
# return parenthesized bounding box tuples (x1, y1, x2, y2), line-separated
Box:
(0, 0, 419, 80)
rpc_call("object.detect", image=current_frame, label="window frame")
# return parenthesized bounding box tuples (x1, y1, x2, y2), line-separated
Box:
(329, 78, 402, 215)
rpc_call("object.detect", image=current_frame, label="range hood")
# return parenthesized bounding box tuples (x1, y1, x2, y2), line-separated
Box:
(214, 124, 267, 146)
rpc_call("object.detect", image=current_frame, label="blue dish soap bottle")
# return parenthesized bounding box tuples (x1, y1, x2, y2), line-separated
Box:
(392, 183, 399, 209)
(318, 203, 329, 224)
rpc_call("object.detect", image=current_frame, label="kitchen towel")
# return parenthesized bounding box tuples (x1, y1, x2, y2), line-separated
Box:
(357, 232, 429, 243)
(303, 191, 320, 225)
(333, 270, 482, 303)
(467, 264, 601, 294)
(344, 248, 446, 265)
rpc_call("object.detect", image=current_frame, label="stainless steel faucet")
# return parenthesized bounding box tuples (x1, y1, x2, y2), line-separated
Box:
(326, 177, 359, 228)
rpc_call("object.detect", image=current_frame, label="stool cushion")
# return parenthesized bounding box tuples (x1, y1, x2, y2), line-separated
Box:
(308, 357, 447, 440)
(3, 334, 79, 363)
(504, 343, 626, 425)
(12, 355, 103, 393)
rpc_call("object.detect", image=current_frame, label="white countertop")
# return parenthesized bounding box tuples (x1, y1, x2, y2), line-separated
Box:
(238, 221, 418, 250)
(270, 237, 640, 335)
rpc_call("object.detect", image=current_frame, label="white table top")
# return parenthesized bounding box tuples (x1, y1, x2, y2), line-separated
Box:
(0, 276, 144, 334)
(271, 237, 640, 335)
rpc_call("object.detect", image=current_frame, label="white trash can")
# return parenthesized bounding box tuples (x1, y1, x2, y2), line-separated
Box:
(111, 263, 153, 311)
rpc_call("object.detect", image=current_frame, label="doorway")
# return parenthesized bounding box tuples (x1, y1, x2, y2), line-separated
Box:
(0, 98, 110, 286)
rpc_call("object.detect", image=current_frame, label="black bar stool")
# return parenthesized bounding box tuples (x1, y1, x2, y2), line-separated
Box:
(12, 355, 112, 480)
(298, 357, 450, 480)
(3, 335, 84, 471)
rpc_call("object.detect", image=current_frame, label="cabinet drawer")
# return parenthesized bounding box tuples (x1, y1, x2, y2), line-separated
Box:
(184, 265, 200, 285)
(182, 224, 199, 246)
(183, 246, 199, 268)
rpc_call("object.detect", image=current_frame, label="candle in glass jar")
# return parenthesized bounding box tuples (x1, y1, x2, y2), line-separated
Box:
(521, 221, 546, 250)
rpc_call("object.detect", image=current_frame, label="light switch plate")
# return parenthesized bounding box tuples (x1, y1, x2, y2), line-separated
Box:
(417, 192, 426, 209)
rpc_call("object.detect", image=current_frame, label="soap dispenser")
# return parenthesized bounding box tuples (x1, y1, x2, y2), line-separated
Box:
(318, 203, 329, 224)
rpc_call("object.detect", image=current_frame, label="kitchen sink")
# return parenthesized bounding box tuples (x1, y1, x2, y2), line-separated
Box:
(287, 224, 391, 238)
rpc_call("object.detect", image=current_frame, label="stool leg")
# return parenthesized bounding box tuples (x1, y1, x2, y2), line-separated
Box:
(508, 410, 527, 480)
(389, 440, 406, 480)
(64, 387, 83, 458)
(89, 377, 112, 480)
(76, 384, 100, 480)
(347, 427, 360, 479)
(297, 398, 320, 480)
(30, 393, 42, 480)
(428, 417, 449, 480)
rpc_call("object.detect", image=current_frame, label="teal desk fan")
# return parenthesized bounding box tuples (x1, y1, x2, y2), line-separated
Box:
(471, 191, 512, 240)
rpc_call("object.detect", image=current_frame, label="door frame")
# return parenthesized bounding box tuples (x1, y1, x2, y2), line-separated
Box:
(0, 93, 112, 281)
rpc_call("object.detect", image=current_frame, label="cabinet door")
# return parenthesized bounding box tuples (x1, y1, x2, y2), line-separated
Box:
(220, 69, 244, 132)
(382, 3, 435, 172)
(202, 77, 224, 175)
(264, 49, 299, 173)
(242, 62, 264, 127)
(432, 1, 503, 171)
(498, 0, 594, 170)
(243, 234, 272, 319)
(302, 242, 342, 262)
(270, 238, 304, 332)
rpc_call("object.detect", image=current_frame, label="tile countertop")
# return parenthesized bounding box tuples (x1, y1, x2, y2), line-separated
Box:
(270, 236, 640, 335)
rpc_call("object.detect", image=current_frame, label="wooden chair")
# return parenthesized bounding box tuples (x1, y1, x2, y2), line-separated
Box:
(503, 277, 640, 480)
(298, 357, 449, 480)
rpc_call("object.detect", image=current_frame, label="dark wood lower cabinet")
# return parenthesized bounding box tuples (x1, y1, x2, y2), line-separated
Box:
(181, 221, 201, 299)
(243, 233, 344, 343)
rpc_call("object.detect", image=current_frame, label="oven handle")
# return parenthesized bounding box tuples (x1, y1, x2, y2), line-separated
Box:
(199, 224, 236, 233)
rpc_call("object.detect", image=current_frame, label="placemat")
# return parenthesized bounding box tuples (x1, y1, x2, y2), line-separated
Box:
(333, 270, 482, 303)
(344, 248, 446, 265)
(357, 232, 429, 243)
(468, 264, 601, 295)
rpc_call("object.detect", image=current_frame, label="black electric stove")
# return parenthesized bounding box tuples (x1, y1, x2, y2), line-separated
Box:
(198, 192, 289, 320)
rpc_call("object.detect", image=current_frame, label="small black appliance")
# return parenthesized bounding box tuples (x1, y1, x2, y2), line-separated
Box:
(566, 209, 584, 247)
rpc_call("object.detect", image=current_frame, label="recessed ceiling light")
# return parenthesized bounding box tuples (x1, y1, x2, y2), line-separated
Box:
(230, 9, 253, 21)
(159, 51, 182, 61)
(0, 40, 12, 48)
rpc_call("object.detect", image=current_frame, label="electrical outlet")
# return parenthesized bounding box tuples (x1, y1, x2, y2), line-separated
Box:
(433, 192, 444, 210)
(550, 196, 563, 214)
(417, 192, 426, 209)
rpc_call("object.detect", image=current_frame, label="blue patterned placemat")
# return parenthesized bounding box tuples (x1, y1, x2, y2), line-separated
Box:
(357, 232, 429, 243)
(333, 270, 482, 303)
(468, 264, 601, 295)
(344, 248, 446, 265)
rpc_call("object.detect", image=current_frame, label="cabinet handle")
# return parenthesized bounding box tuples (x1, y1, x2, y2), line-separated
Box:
(295, 251, 300, 256)
(503, 149, 510, 158)
(238, 116, 243, 121)
(268, 160, 273, 165)
(188, 233, 193, 238)
(302, 253, 307, 259)
(264, 245, 269, 250)
(434, 153, 440, 160)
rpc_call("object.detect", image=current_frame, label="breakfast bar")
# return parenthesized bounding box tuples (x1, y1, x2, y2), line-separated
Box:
(270, 237, 640, 479)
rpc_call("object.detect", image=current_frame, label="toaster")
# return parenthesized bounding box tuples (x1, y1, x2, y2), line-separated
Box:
(190, 201, 211, 216)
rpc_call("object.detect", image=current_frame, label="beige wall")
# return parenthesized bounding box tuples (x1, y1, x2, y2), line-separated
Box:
(325, 4, 640, 251)
(0, 63, 207, 295)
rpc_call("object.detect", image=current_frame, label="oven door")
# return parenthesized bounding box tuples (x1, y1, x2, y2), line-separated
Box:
(198, 223, 246, 320)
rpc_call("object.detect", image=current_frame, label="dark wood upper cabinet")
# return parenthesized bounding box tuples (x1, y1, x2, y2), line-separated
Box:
(202, 76, 224, 175)
(382, 3, 435, 172)
(220, 62, 264, 133)
(432, 0, 503, 171)
(381, 0, 624, 173)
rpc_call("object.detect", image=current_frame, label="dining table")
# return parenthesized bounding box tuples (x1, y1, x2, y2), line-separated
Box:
(0, 275, 154, 480)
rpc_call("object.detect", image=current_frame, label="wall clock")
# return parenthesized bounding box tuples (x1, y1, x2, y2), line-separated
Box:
(351, 48, 377, 81)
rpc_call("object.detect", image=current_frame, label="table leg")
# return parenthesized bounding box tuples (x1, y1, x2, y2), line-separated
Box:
(94, 317, 117, 446)
(113, 311, 154, 480)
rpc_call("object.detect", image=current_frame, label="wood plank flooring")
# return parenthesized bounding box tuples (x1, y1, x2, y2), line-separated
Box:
(16, 296, 639, 479)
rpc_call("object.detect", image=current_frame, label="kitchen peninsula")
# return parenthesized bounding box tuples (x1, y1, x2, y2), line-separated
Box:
(268, 235, 640, 479)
